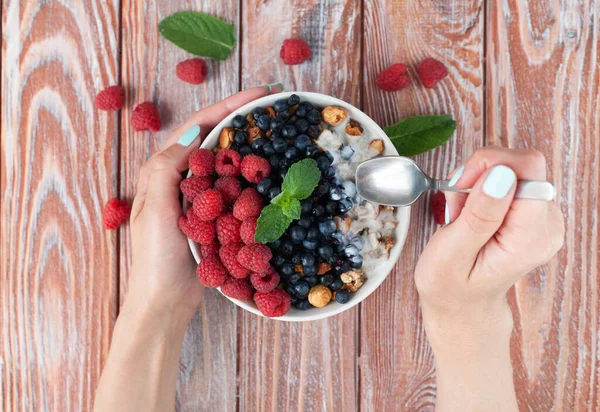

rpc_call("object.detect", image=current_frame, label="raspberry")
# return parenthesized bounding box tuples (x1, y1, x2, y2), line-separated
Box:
(189, 149, 215, 177)
(200, 239, 219, 257)
(220, 277, 253, 301)
(196, 255, 227, 288)
(237, 244, 272, 274)
(193, 189, 223, 221)
(233, 188, 263, 221)
(250, 269, 280, 293)
(417, 58, 448, 88)
(376, 64, 410, 91)
(214, 176, 241, 204)
(176, 58, 207, 85)
(180, 175, 213, 202)
(102, 198, 131, 230)
(215, 212, 241, 245)
(215, 149, 242, 177)
(254, 289, 291, 317)
(131, 102, 161, 132)
(240, 217, 257, 244)
(219, 242, 250, 279)
(280, 39, 311, 65)
(178, 210, 215, 245)
(240, 154, 271, 183)
(95, 85, 125, 111)
(431, 191, 446, 225)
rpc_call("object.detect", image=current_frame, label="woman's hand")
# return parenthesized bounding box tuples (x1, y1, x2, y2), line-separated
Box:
(414, 146, 564, 411)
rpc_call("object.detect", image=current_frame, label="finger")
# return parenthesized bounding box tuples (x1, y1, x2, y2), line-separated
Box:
(443, 165, 517, 261)
(131, 125, 201, 219)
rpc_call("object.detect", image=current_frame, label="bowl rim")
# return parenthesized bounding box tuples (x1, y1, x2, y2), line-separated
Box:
(184, 91, 411, 321)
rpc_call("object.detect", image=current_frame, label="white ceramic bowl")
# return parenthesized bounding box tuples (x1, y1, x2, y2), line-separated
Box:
(183, 91, 410, 321)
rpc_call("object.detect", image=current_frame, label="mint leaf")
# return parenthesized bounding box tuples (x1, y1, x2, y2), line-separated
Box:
(271, 192, 301, 220)
(159, 12, 236, 61)
(254, 204, 293, 244)
(281, 159, 321, 199)
(384, 114, 456, 156)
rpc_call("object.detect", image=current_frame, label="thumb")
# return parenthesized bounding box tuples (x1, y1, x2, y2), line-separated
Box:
(445, 165, 517, 258)
(145, 125, 202, 210)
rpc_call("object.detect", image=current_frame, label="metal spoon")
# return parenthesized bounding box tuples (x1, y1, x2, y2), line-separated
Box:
(355, 156, 556, 207)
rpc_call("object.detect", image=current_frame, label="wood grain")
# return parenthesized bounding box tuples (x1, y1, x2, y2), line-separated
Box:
(487, 0, 600, 409)
(119, 1, 240, 410)
(1, 1, 120, 411)
(360, 0, 485, 410)
(238, 1, 361, 411)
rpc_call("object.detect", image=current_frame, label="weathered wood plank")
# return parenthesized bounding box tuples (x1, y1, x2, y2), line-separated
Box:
(119, 1, 240, 410)
(1, 1, 120, 411)
(360, 1, 485, 410)
(487, 0, 600, 409)
(238, 1, 361, 411)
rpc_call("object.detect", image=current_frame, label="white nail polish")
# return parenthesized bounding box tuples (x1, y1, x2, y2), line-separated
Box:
(178, 125, 200, 147)
(449, 166, 464, 187)
(444, 202, 451, 225)
(482, 165, 516, 199)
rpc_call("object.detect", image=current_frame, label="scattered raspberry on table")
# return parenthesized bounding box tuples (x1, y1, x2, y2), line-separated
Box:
(376, 64, 410, 91)
(417, 58, 448, 88)
(280, 38, 311, 65)
(176, 58, 207, 85)
(102, 198, 131, 230)
(131, 101, 161, 132)
(95, 85, 125, 111)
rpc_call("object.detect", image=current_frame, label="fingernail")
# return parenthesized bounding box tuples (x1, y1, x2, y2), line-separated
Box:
(177, 125, 201, 147)
(448, 166, 465, 187)
(482, 165, 516, 199)
(263, 82, 284, 92)
(444, 202, 451, 225)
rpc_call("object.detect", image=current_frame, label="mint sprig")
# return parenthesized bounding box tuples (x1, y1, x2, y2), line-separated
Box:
(254, 159, 322, 243)
(384, 114, 456, 156)
(159, 12, 237, 61)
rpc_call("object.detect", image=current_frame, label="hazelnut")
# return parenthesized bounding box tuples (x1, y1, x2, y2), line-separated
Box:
(321, 105, 347, 126)
(247, 126, 262, 142)
(308, 285, 332, 308)
(219, 127, 234, 149)
(265, 106, 276, 118)
(318, 262, 332, 275)
(294, 264, 303, 274)
(340, 269, 366, 292)
(368, 139, 384, 153)
(383, 236, 395, 251)
(345, 119, 363, 136)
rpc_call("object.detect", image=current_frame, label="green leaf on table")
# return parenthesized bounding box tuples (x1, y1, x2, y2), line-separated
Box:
(281, 158, 321, 200)
(272, 192, 302, 220)
(254, 204, 293, 244)
(158, 12, 237, 61)
(384, 114, 457, 156)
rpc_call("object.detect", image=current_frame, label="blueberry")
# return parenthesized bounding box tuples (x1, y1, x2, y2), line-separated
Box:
(329, 187, 343, 200)
(277, 110, 291, 121)
(320, 274, 334, 286)
(290, 226, 307, 242)
(318, 219, 336, 237)
(302, 239, 318, 250)
(284, 146, 299, 160)
(301, 253, 315, 267)
(307, 109, 322, 125)
(278, 170, 287, 181)
(287, 94, 300, 106)
(285, 284, 296, 296)
(281, 240, 294, 256)
(298, 217, 311, 229)
(281, 124, 298, 139)
(322, 167, 334, 180)
(270, 130, 281, 140)
(269, 154, 281, 169)
(239, 145, 252, 156)
(272, 138, 288, 153)
(330, 279, 343, 291)
(350, 236, 365, 249)
(252, 107, 266, 119)
(295, 105, 308, 118)
(268, 186, 282, 200)
(312, 204, 324, 217)
(270, 116, 285, 131)
(230, 143, 240, 152)
(295, 299, 312, 310)
(304, 276, 318, 287)
(257, 178, 273, 195)
(306, 227, 319, 241)
(324, 151, 334, 163)
(294, 282, 310, 298)
(316, 155, 331, 171)
(289, 273, 301, 283)
(270, 239, 282, 249)
(318, 245, 333, 259)
(295, 118, 309, 134)
(339, 261, 351, 273)
(278, 158, 290, 170)
(305, 144, 320, 157)
(335, 289, 350, 304)
(307, 125, 320, 139)
(315, 184, 329, 197)
(327, 256, 337, 265)
(257, 114, 271, 130)
(251, 138, 267, 153)
(303, 265, 317, 276)
(338, 198, 353, 214)
(281, 263, 295, 276)
(300, 198, 313, 215)
(272, 254, 285, 267)
(340, 145, 355, 160)
(344, 244, 360, 257)
(350, 254, 363, 268)
(325, 201, 337, 215)
(273, 99, 289, 112)
(233, 115, 247, 129)
(292, 253, 302, 264)
(234, 130, 247, 146)
(301, 101, 314, 111)
(294, 135, 311, 151)
(263, 142, 275, 156)
(342, 180, 356, 197)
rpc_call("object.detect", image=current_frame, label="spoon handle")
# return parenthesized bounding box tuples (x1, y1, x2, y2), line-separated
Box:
(436, 180, 556, 201)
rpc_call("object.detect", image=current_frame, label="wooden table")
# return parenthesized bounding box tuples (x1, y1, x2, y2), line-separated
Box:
(2, 1, 598, 411)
